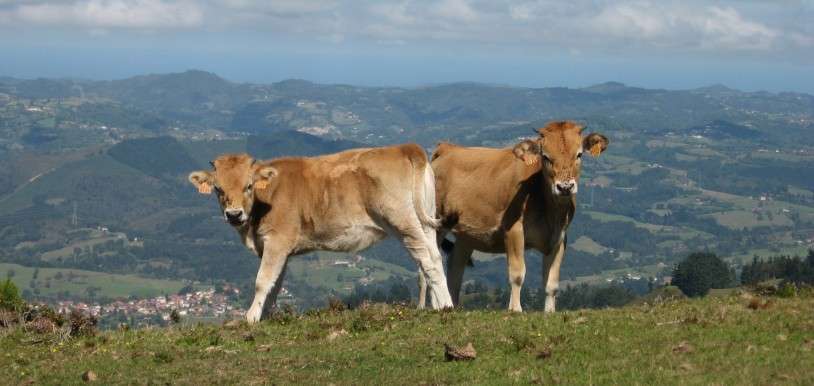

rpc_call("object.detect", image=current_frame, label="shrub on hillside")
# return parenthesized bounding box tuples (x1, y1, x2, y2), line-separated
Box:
(741, 250, 814, 285)
(556, 283, 636, 310)
(0, 279, 25, 312)
(672, 252, 735, 297)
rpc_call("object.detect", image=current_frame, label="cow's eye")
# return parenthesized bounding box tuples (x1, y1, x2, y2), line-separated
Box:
(213, 186, 223, 195)
(245, 183, 253, 192)
(542, 154, 551, 163)
(577, 152, 583, 159)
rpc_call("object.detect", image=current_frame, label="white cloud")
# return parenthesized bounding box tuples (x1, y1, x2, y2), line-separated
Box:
(508, 3, 533, 21)
(591, 2, 781, 51)
(9, 0, 202, 29)
(214, 0, 337, 15)
(432, 0, 478, 22)
(369, 1, 416, 26)
(0, 0, 810, 59)
(594, 2, 669, 39)
(700, 6, 778, 50)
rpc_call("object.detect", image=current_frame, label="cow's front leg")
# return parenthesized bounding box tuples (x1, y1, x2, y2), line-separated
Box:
(417, 269, 427, 309)
(246, 239, 292, 324)
(260, 265, 288, 319)
(542, 241, 566, 313)
(504, 222, 526, 312)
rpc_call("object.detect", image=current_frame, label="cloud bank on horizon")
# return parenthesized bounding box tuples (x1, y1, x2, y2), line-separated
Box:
(1, 1, 812, 91)
(2, 0, 811, 56)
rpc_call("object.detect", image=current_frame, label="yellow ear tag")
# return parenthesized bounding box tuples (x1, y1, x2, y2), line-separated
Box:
(254, 179, 269, 190)
(590, 143, 602, 157)
(198, 183, 212, 194)
(524, 156, 538, 166)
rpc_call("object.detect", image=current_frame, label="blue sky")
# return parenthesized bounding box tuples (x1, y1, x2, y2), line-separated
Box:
(2, 1, 813, 93)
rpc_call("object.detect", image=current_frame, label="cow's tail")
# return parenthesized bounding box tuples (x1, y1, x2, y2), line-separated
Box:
(439, 237, 474, 267)
(413, 160, 441, 231)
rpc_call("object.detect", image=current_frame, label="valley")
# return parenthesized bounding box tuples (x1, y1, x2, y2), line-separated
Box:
(1, 71, 813, 313)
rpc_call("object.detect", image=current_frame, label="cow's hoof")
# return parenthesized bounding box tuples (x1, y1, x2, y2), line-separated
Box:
(245, 307, 262, 324)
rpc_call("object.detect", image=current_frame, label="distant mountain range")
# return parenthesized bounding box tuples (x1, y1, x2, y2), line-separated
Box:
(0, 70, 812, 307)
(2, 70, 812, 147)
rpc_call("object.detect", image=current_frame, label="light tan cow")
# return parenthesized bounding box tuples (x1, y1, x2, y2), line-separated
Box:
(188, 144, 453, 323)
(426, 121, 608, 312)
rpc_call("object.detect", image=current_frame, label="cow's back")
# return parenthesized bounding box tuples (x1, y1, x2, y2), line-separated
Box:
(310, 144, 426, 202)
(432, 143, 539, 249)
(257, 144, 431, 253)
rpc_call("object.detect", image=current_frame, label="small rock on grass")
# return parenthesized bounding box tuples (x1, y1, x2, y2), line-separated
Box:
(536, 346, 553, 360)
(747, 298, 772, 310)
(672, 341, 694, 354)
(81, 370, 97, 382)
(445, 343, 476, 361)
(327, 329, 348, 341)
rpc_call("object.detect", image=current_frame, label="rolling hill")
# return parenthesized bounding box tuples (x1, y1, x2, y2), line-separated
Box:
(2, 290, 812, 384)
(1, 71, 813, 307)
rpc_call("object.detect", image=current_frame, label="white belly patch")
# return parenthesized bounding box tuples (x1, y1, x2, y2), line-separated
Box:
(315, 224, 388, 253)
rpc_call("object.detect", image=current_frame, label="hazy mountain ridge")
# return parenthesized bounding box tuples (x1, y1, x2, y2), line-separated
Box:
(2, 70, 812, 147)
(1, 70, 813, 307)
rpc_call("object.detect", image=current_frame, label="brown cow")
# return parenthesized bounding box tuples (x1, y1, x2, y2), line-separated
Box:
(427, 121, 608, 312)
(188, 144, 453, 323)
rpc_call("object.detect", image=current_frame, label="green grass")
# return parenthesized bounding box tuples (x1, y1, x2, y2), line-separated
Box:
(561, 263, 666, 287)
(0, 154, 144, 215)
(787, 185, 814, 198)
(583, 210, 708, 240)
(286, 254, 415, 295)
(708, 210, 794, 229)
(3, 292, 812, 384)
(0, 263, 190, 299)
(570, 236, 608, 255)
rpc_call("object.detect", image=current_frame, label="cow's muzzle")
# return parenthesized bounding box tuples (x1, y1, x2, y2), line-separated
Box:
(224, 208, 247, 226)
(553, 180, 577, 196)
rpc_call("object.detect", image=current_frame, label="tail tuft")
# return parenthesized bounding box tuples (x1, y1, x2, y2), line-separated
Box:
(440, 238, 455, 254)
(414, 161, 441, 230)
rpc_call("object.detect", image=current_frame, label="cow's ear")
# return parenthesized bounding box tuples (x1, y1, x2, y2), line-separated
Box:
(513, 139, 541, 166)
(188, 171, 214, 195)
(583, 133, 609, 157)
(253, 165, 278, 190)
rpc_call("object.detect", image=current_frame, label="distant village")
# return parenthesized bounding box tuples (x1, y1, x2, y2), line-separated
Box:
(52, 286, 261, 324)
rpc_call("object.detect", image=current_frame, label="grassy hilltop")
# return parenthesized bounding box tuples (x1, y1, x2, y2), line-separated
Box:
(2, 291, 813, 385)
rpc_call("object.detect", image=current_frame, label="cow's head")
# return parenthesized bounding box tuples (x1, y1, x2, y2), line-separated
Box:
(514, 121, 608, 198)
(188, 153, 277, 227)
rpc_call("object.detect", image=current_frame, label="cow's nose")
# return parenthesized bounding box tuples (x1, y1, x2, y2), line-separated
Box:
(556, 181, 575, 195)
(225, 209, 243, 220)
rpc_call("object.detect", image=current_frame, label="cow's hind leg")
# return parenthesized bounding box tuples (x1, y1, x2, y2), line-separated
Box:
(417, 269, 427, 309)
(418, 230, 451, 309)
(447, 242, 473, 306)
(542, 241, 566, 313)
(246, 238, 293, 324)
(388, 218, 453, 309)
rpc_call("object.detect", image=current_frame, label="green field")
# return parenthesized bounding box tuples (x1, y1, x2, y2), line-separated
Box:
(570, 236, 608, 255)
(583, 210, 708, 240)
(286, 253, 415, 295)
(0, 263, 190, 299)
(708, 210, 794, 229)
(2, 291, 812, 384)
